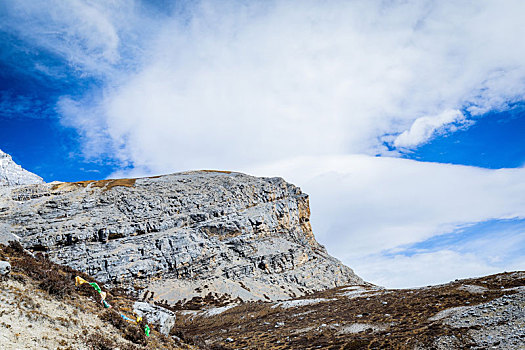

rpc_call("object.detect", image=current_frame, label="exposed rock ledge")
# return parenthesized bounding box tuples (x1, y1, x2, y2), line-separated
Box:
(0, 171, 364, 303)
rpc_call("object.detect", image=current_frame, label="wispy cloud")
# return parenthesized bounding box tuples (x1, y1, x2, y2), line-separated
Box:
(0, 0, 159, 80)
(4, 1, 525, 166)
(393, 109, 471, 148)
(1, 1, 116, 76)
(0, 92, 54, 119)
(360, 219, 525, 288)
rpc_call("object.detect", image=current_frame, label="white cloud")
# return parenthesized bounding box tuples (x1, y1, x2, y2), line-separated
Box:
(114, 0, 525, 170)
(249, 155, 525, 286)
(57, 96, 115, 160)
(11, 0, 521, 168)
(359, 250, 502, 288)
(0, 0, 152, 78)
(356, 218, 525, 288)
(393, 109, 469, 148)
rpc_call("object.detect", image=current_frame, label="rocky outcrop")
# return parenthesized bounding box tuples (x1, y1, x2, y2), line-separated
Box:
(0, 149, 44, 187)
(0, 171, 363, 303)
(434, 289, 525, 349)
(133, 301, 176, 335)
(0, 261, 11, 276)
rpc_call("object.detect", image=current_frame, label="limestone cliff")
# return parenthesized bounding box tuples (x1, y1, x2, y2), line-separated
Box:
(0, 171, 363, 303)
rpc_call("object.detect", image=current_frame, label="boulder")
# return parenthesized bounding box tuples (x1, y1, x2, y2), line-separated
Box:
(0, 261, 11, 276)
(133, 301, 175, 335)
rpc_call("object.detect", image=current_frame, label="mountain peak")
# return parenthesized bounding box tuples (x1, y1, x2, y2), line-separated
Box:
(0, 149, 44, 186)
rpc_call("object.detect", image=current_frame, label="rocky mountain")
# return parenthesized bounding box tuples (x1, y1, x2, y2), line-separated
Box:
(1, 152, 523, 349)
(0, 170, 364, 304)
(0, 149, 44, 187)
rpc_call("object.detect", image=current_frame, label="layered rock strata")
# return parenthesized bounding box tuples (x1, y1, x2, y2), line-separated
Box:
(0, 171, 363, 302)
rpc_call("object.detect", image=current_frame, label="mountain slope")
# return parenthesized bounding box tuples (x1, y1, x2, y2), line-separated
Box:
(174, 271, 525, 349)
(2, 240, 523, 349)
(0, 171, 364, 304)
(0, 242, 192, 350)
(0, 149, 44, 187)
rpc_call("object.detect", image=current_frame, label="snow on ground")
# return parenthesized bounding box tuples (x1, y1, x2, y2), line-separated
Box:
(272, 298, 336, 309)
(336, 323, 386, 335)
(202, 304, 236, 316)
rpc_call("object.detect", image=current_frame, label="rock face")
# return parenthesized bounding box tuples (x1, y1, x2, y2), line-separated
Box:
(0, 171, 363, 303)
(133, 301, 176, 335)
(0, 149, 44, 187)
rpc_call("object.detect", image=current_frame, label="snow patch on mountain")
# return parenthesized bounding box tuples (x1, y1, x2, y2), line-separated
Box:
(0, 149, 44, 186)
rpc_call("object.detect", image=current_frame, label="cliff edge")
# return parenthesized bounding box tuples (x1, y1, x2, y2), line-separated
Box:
(0, 170, 364, 304)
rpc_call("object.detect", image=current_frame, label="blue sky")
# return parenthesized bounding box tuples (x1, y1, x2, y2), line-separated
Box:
(0, 26, 117, 181)
(1, 0, 524, 287)
(400, 104, 525, 169)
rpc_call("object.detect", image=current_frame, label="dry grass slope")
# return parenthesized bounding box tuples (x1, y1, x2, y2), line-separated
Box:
(173, 273, 525, 349)
(0, 242, 194, 350)
(51, 178, 136, 192)
(1, 239, 523, 349)
(50, 171, 234, 193)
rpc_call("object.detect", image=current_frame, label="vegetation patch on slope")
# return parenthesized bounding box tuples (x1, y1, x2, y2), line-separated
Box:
(51, 178, 136, 192)
(0, 242, 193, 350)
(173, 273, 524, 349)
